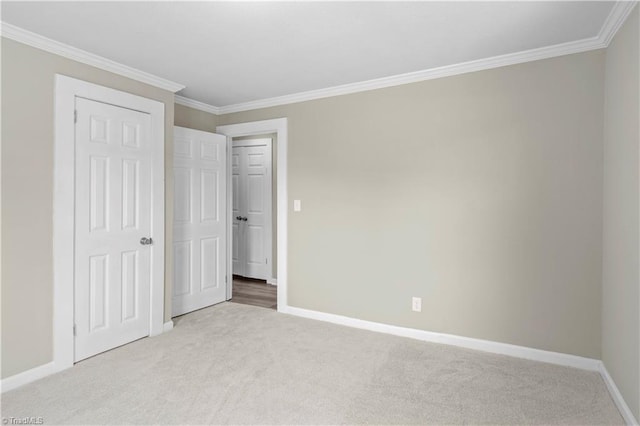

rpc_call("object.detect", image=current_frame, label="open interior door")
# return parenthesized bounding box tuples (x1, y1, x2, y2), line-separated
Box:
(172, 126, 227, 317)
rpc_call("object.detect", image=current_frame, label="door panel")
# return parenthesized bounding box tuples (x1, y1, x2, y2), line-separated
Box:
(121, 250, 138, 322)
(174, 168, 192, 223)
(172, 127, 227, 317)
(232, 141, 271, 280)
(231, 152, 243, 276)
(173, 241, 192, 297)
(122, 160, 139, 230)
(244, 145, 268, 278)
(201, 170, 219, 222)
(200, 237, 219, 290)
(75, 97, 152, 362)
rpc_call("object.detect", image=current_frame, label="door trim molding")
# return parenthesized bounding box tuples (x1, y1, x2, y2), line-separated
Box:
(217, 118, 288, 311)
(53, 74, 166, 371)
(232, 138, 274, 282)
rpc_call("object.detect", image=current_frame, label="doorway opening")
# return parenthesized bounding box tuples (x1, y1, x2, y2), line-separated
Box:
(217, 118, 289, 314)
(230, 134, 277, 310)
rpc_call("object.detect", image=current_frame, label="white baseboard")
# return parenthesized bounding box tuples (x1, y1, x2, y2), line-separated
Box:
(282, 305, 640, 423)
(267, 278, 278, 286)
(599, 362, 639, 426)
(1, 361, 61, 393)
(3, 322, 175, 393)
(281, 305, 601, 371)
(3, 308, 636, 426)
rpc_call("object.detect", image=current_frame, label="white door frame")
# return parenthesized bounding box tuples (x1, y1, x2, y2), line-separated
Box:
(231, 138, 274, 283)
(217, 118, 288, 311)
(53, 75, 166, 371)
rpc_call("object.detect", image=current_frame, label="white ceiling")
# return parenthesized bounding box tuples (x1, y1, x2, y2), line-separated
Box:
(1, 1, 616, 108)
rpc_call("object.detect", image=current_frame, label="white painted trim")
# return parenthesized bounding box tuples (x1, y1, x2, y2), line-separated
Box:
(217, 119, 288, 311)
(599, 363, 640, 426)
(216, 36, 602, 114)
(267, 278, 278, 286)
(1, 22, 184, 93)
(281, 305, 601, 372)
(231, 138, 272, 148)
(3, 3, 636, 113)
(225, 137, 234, 301)
(199, 2, 640, 116)
(599, 1, 638, 47)
(1, 362, 59, 393)
(2, 320, 174, 393)
(175, 95, 220, 115)
(54, 75, 166, 371)
(283, 304, 638, 423)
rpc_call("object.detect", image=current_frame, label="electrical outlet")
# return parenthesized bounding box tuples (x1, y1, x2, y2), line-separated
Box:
(412, 297, 422, 312)
(293, 199, 301, 212)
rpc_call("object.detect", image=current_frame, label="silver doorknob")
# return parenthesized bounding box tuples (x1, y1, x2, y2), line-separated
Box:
(242, 217, 248, 221)
(140, 237, 153, 245)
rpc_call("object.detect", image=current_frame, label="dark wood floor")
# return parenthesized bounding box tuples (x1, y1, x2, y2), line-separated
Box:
(230, 276, 277, 310)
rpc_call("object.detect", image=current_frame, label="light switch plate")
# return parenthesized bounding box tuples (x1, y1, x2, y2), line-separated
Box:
(294, 200, 301, 212)
(412, 297, 422, 312)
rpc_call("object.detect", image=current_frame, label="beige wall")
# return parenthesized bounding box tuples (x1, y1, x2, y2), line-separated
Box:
(218, 50, 606, 358)
(174, 103, 218, 133)
(1, 38, 176, 378)
(2, 27, 627, 382)
(602, 6, 640, 421)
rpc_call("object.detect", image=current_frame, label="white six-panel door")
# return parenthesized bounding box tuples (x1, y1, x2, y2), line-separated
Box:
(173, 127, 227, 317)
(232, 139, 272, 280)
(74, 98, 152, 361)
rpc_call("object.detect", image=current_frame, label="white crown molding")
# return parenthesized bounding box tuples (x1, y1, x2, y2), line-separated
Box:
(215, 1, 637, 115)
(598, 1, 638, 46)
(175, 95, 220, 115)
(0, 22, 185, 93)
(3, 3, 637, 114)
(217, 35, 604, 114)
(599, 363, 639, 426)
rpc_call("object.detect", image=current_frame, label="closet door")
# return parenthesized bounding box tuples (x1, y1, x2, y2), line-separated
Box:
(74, 98, 152, 361)
(232, 139, 272, 280)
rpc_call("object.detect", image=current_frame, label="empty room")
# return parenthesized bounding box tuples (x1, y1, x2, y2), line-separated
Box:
(1, 1, 639, 425)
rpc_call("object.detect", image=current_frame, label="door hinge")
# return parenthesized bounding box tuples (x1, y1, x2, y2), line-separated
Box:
(266, 258, 268, 264)
(225, 275, 228, 284)
(74, 110, 77, 123)
(73, 324, 76, 336)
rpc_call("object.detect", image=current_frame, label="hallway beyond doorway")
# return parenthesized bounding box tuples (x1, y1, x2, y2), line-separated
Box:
(231, 276, 277, 310)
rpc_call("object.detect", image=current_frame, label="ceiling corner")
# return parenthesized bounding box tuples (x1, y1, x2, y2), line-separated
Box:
(598, 1, 638, 46)
(175, 95, 221, 115)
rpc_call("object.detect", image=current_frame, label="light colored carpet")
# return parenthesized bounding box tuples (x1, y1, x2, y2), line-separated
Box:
(2, 302, 623, 425)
